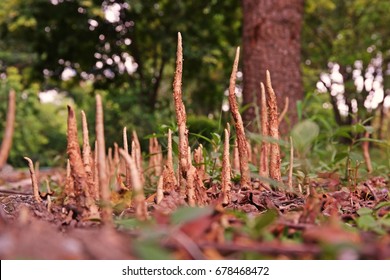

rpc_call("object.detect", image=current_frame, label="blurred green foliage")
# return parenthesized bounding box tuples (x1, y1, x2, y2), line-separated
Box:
(0, 67, 67, 166)
(0, 0, 241, 166)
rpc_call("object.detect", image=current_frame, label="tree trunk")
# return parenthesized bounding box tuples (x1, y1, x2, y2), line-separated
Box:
(241, 0, 304, 134)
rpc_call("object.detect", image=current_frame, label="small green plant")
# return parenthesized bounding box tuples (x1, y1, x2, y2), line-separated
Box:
(355, 203, 390, 234)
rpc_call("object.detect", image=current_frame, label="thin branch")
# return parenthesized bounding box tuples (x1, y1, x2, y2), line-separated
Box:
(96, 94, 112, 224)
(259, 82, 269, 179)
(161, 128, 177, 192)
(65, 159, 75, 202)
(222, 128, 231, 205)
(288, 137, 294, 192)
(123, 127, 131, 189)
(119, 149, 148, 220)
(193, 144, 205, 181)
(93, 141, 99, 199)
(45, 179, 52, 212)
(156, 173, 164, 204)
(232, 139, 240, 174)
(173, 32, 190, 191)
(23, 157, 42, 203)
(362, 131, 373, 173)
(81, 110, 97, 202)
(187, 165, 196, 207)
(67, 105, 90, 209)
(228, 47, 250, 189)
(266, 70, 282, 182)
(0, 89, 16, 170)
(132, 130, 145, 185)
(278, 96, 289, 125)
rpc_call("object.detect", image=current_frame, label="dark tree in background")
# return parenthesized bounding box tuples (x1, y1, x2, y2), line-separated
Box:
(241, 0, 304, 133)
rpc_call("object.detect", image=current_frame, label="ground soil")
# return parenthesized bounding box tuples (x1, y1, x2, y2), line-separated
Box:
(1, 168, 389, 260)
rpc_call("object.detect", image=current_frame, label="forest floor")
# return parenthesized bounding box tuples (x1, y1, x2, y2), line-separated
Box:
(1, 167, 390, 260)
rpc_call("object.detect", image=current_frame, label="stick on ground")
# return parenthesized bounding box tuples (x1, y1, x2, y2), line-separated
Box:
(362, 131, 373, 173)
(119, 149, 148, 220)
(228, 47, 250, 189)
(266, 70, 282, 182)
(288, 137, 294, 192)
(123, 127, 132, 189)
(222, 128, 232, 205)
(95, 94, 112, 224)
(24, 157, 42, 203)
(173, 32, 190, 190)
(259, 82, 269, 179)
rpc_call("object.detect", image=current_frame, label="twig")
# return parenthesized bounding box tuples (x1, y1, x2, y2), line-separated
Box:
(222, 127, 231, 205)
(171, 230, 206, 260)
(0, 190, 32, 195)
(187, 164, 196, 207)
(193, 144, 205, 181)
(148, 135, 162, 178)
(65, 158, 75, 202)
(160, 129, 177, 193)
(81, 110, 97, 200)
(173, 32, 190, 191)
(123, 127, 132, 189)
(259, 82, 269, 181)
(132, 130, 145, 185)
(186, 147, 207, 207)
(364, 182, 379, 202)
(199, 242, 321, 257)
(362, 131, 373, 173)
(67, 105, 95, 213)
(156, 173, 164, 204)
(119, 149, 148, 220)
(232, 139, 240, 174)
(96, 94, 112, 224)
(266, 70, 282, 182)
(45, 179, 52, 212)
(23, 157, 42, 203)
(166, 128, 175, 180)
(93, 141, 99, 198)
(288, 137, 294, 192)
(228, 47, 251, 189)
(278, 96, 289, 125)
(0, 89, 16, 170)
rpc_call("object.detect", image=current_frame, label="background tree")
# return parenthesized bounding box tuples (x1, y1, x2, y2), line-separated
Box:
(241, 0, 304, 133)
(303, 0, 390, 137)
(0, 0, 241, 166)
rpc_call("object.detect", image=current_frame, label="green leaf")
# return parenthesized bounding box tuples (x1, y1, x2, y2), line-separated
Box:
(211, 132, 221, 145)
(364, 126, 375, 134)
(333, 126, 353, 139)
(133, 240, 172, 260)
(115, 218, 145, 229)
(374, 201, 390, 210)
(291, 120, 320, 155)
(333, 152, 349, 163)
(356, 215, 376, 230)
(250, 210, 278, 237)
(189, 132, 214, 145)
(171, 206, 213, 225)
(352, 123, 366, 134)
(247, 132, 288, 146)
(357, 207, 373, 216)
(356, 138, 387, 145)
(379, 218, 390, 228)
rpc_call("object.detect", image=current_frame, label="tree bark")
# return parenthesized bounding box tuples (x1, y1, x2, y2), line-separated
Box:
(241, 0, 304, 134)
